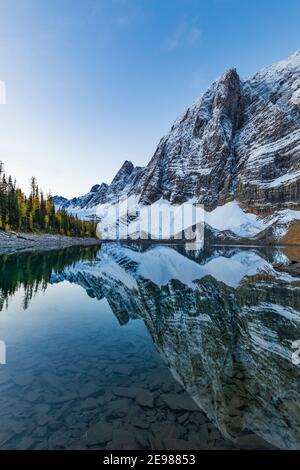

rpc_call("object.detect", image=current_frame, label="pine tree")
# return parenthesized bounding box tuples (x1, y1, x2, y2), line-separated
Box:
(0, 161, 96, 237)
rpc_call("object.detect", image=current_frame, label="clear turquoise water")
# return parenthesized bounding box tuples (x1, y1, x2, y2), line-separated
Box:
(0, 244, 299, 450)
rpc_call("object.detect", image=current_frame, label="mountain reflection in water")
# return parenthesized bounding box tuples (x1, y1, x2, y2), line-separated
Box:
(0, 243, 299, 450)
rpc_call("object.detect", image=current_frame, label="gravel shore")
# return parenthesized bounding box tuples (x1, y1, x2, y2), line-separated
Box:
(0, 231, 101, 254)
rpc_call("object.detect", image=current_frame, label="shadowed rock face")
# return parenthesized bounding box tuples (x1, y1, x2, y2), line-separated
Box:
(133, 68, 243, 207)
(132, 51, 300, 212)
(52, 244, 300, 449)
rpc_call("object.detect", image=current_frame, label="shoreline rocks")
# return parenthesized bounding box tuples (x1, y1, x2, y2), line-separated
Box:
(0, 231, 101, 254)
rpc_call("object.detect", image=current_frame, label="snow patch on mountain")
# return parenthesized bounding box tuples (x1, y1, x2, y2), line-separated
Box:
(259, 170, 300, 189)
(94, 198, 300, 240)
(204, 201, 264, 236)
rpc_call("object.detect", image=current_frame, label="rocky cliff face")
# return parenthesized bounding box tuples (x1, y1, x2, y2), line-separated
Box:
(132, 50, 300, 212)
(51, 244, 300, 449)
(54, 50, 300, 240)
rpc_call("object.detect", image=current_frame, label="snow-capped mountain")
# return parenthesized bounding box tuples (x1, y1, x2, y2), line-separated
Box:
(55, 160, 143, 210)
(54, 50, 300, 243)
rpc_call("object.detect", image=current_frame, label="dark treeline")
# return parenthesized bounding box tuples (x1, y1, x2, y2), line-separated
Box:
(0, 161, 96, 236)
(0, 244, 100, 311)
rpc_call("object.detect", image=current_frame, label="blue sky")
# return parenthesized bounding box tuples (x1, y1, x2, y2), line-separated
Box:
(0, 0, 299, 197)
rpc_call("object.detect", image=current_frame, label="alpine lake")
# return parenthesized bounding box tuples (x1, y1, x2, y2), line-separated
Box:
(0, 242, 299, 450)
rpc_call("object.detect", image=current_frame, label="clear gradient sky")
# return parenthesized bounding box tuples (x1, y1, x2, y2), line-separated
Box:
(0, 0, 299, 198)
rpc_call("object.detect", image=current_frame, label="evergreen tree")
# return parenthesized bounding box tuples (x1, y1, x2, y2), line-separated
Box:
(0, 161, 96, 237)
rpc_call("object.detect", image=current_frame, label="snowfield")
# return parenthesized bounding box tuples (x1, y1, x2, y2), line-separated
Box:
(94, 199, 300, 240)
(56, 197, 300, 241)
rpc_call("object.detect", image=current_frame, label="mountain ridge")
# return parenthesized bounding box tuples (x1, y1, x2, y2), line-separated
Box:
(54, 50, 300, 242)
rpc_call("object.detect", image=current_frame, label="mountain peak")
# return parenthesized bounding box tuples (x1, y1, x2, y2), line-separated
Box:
(220, 67, 239, 82)
(121, 160, 134, 170)
(289, 48, 300, 59)
(111, 160, 135, 186)
(113, 160, 133, 176)
(90, 182, 108, 193)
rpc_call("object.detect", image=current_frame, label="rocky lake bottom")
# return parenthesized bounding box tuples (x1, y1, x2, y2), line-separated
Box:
(0, 284, 237, 451)
(0, 243, 299, 450)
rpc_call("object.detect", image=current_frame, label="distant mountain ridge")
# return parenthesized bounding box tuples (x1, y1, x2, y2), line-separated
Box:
(55, 160, 144, 210)
(54, 50, 300, 243)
